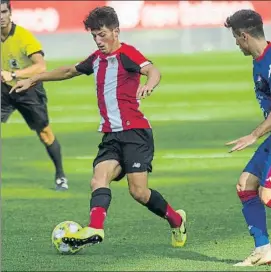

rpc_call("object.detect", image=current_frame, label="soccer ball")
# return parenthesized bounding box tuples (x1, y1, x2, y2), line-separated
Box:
(51, 221, 82, 254)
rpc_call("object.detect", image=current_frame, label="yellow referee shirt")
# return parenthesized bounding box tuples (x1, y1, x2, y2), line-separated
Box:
(1, 23, 44, 86)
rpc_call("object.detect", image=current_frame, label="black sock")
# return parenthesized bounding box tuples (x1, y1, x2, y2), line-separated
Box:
(45, 138, 65, 178)
(89, 188, 112, 228)
(90, 188, 112, 211)
(144, 189, 168, 218)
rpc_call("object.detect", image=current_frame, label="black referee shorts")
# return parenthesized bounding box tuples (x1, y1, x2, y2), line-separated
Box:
(1, 82, 49, 132)
(93, 128, 154, 181)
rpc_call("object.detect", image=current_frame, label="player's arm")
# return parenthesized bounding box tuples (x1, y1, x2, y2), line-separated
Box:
(140, 63, 161, 90)
(226, 113, 271, 152)
(1, 53, 46, 82)
(121, 46, 161, 99)
(251, 112, 271, 138)
(14, 53, 46, 79)
(10, 56, 94, 93)
(28, 65, 81, 83)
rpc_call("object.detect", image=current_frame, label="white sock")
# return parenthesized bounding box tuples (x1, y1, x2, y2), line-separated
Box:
(255, 243, 271, 252)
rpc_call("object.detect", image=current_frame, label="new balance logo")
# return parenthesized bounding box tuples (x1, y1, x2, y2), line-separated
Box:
(182, 222, 187, 234)
(268, 65, 271, 79)
(132, 162, 141, 168)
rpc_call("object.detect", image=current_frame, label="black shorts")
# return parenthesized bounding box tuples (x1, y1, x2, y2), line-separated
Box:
(93, 129, 154, 181)
(1, 82, 49, 131)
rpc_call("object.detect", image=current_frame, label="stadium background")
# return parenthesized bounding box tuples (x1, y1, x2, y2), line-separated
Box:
(2, 1, 271, 271)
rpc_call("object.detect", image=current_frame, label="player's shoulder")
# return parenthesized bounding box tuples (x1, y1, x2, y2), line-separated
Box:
(85, 49, 101, 62)
(14, 24, 35, 37)
(119, 43, 142, 55)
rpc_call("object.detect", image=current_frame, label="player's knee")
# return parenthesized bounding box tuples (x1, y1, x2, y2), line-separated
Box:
(237, 172, 259, 192)
(129, 185, 149, 204)
(90, 176, 108, 192)
(91, 161, 121, 191)
(236, 173, 260, 203)
(38, 126, 55, 145)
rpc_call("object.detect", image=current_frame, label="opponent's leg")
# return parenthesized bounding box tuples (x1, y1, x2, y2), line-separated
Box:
(259, 153, 271, 207)
(235, 146, 271, 267)
(236, 173, 271, 266)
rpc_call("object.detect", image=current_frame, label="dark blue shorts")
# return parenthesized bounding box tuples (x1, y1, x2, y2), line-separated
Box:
(243, 135, 271, 188)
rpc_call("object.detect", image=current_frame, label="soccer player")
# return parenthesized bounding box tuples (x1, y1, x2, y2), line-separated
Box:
(225, 9, 271, 266)
(11, 6, 187, 248)
(1, 0, 68, 190)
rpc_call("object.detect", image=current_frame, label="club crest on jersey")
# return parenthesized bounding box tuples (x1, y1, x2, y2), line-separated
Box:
(255, 74, 269, 95)
(9, 58, 20, 69)
(107, 55, 117, 67)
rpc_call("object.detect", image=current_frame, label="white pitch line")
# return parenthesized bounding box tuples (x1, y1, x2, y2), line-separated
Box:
(8, 114, 212, 124)
(73, 153, 249, 160)
(160, 64, 249, 73)
(46, 101, 256, 112)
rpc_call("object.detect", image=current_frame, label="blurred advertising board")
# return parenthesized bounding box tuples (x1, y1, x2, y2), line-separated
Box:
(10, 1, 271, 33)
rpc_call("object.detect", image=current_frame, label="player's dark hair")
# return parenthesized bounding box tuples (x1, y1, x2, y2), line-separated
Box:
(83, 6, 119, 31)
(225, 9, 264, 38)
(1, 0, 11, 11)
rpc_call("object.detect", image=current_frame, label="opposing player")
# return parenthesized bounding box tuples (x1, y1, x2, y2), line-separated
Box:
(225, 9, 271, 266)
(1, 0, 68, 190)
(11, 6, 187, 248)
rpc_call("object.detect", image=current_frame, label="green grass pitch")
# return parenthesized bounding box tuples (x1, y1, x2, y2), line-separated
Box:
(2, 51, 271, 271)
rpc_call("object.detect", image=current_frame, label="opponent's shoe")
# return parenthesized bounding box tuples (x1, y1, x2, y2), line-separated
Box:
(62, 226, 104, 248)
(55, 177, 68, 191)
(234, 246, 271, 266)
(171, 209, 187, 247)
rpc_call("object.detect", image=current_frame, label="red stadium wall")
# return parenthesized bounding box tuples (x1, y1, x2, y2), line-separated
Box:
(10, 1, 271, 33)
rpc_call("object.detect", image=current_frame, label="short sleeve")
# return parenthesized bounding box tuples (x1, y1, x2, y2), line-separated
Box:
(23, 30, 44, 57)
(120, 45, 152, 73)
(75, 54, 96, 75)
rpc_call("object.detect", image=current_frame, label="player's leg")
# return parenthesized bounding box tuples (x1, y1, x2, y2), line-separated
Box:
(1, 83, 15, 123)
(259, 150, 271, 208)
(235, 137, 271, 266)
(124, 129, 187, 247)
(37, 125, 67, 190)
(15, 85, 67, 190)
(259, 184, 271, 208)
(62, 134, 123, 247)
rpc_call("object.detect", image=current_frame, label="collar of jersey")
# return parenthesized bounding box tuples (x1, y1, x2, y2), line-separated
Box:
(255, 41, 271, 62)
(2, 22, 16, 42)
(99, 43, 124, 58)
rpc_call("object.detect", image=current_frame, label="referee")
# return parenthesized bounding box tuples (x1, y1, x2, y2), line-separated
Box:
(1, 0, 68, 190)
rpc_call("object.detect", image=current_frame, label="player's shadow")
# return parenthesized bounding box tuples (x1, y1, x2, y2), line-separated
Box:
(84, 242, 236, 265)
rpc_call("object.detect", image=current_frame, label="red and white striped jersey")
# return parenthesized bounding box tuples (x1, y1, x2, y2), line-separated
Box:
(75, 43, 152, 132)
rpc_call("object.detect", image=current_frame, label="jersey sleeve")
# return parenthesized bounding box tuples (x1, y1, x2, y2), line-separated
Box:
(120, 45, 152, 73)
(22, 30, 44, 57)
(75, 54, 96, 75)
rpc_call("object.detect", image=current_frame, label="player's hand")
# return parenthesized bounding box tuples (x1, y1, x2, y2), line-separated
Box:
(136, 84, 153, 99)
(225, 134, 258, 153)
(9, 79, 33, 94)
(1, 70, 12, 82)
